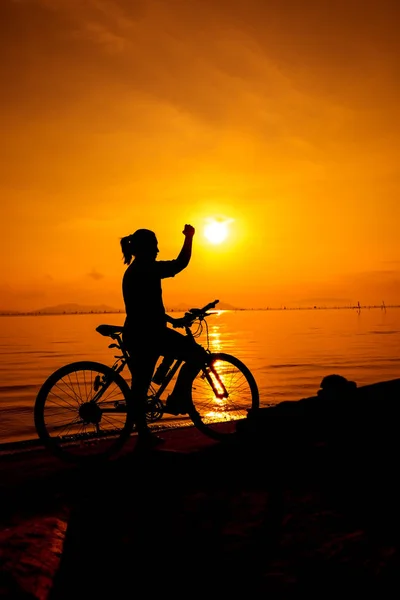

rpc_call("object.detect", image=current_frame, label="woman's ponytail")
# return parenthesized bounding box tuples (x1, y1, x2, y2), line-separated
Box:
(120, 235, 133, 265)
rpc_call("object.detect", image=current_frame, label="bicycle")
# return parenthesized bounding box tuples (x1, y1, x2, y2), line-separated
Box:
(34, 299, 259, 463)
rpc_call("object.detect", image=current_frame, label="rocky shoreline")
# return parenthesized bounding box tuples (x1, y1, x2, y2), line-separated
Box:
(1, 377, 400, 598)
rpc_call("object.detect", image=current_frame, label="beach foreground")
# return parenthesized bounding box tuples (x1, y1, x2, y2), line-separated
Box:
(1, 377, 400, 598)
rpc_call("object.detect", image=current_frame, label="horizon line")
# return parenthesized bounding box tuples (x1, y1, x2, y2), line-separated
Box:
(1, 303, 399, 316)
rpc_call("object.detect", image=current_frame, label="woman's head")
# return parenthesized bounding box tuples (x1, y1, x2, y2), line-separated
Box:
(120, 229, 158, 265)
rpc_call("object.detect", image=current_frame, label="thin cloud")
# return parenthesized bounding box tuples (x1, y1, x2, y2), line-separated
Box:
(380, 260, 400, 267)
(29, 0, 141, 52)
(353, 269, 400, 278)
(87, 269, 104, 281)
(76, 21, 127, 53)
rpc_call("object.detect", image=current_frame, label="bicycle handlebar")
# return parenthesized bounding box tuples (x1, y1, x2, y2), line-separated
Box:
(204, 299, 220, 312)
(183, 299, 219, 324)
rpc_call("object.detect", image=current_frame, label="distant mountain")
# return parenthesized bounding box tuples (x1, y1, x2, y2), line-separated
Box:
(29, 303, 123, 314)
(216, 301, 243, 310)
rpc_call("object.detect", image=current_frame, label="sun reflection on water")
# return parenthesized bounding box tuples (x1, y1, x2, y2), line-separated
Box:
(208, 324, 222, 353)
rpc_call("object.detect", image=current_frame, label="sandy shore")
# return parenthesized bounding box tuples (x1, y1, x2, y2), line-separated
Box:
(2, 378, 400, 598)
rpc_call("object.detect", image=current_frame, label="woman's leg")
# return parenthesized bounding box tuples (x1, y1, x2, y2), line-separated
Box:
(124, 336, 160, 434)
(160, 329, 208, 408)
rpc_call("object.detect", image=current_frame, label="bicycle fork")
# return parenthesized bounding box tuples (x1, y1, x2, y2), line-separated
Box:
(201, 363, 229, 399)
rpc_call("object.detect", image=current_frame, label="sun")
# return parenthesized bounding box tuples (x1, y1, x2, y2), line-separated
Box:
(204, 220, 229, 244)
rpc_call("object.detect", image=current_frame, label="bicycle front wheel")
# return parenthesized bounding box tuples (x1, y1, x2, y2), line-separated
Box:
(34, 361, 134, 463)
(189, 352, 259, 440)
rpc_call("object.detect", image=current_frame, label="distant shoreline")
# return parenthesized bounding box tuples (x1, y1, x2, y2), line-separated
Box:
(1, 304, 399, 317)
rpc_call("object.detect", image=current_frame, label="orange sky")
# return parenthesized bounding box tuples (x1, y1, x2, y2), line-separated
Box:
(1, 0, 399, 311)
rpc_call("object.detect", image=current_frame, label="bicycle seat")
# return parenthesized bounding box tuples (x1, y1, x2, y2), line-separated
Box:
(96, 324, 124, 337)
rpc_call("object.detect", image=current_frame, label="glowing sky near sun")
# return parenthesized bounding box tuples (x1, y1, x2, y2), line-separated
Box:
(0, 0, 399, 311)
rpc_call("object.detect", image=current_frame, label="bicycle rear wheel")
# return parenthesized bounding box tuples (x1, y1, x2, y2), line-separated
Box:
(34, 361, 134, 463)
(189, 352, 259, 440)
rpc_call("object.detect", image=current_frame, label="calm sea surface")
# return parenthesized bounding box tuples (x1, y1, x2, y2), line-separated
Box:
(1, 308, 399, 445)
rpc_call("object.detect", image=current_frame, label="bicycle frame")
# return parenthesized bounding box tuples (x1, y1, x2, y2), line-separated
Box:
(99, 318, 230, 407)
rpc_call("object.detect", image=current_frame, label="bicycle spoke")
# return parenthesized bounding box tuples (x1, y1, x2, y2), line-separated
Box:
(190, 353, 259, 438)
(35, 361, 134, 463)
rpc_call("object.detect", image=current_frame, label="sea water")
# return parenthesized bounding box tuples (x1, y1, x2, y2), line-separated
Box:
(0, 308, 399, 445)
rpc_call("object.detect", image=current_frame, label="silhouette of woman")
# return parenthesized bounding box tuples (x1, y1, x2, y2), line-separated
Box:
(120, 224, 207, 448)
